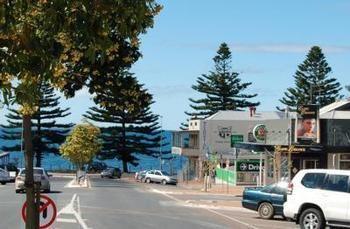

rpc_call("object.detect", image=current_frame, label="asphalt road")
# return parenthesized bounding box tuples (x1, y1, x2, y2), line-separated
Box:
(0, 176, 299, 229)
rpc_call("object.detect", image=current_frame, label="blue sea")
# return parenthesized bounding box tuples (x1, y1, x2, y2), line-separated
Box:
(0, 129, 185, 173)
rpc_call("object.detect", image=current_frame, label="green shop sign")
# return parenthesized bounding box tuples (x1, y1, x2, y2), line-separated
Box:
(236, 160, 261, 172)
(231, 134, 243, 147)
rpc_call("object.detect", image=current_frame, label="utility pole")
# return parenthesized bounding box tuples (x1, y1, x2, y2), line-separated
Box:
(159, 115, 163, 171)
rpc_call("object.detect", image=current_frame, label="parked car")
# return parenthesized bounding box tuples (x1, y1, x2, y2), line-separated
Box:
(144, 170, 177, 185)
(0, 163, 19, 182)
(135, 170, 148, 182)
(283, 169, 350, 229)
(87, 161, 108, 173)
(242, 181, 288, 219)
(15, 167, 51, 193)
(101, 168, 122, 179)
(0, 168, 11, 185)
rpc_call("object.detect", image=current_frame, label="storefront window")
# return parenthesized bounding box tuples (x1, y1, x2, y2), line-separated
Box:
(339, 154, 350, 170)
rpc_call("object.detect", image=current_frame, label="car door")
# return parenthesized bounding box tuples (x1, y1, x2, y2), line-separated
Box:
(154, 171, 162, 182)
(319, 174, 350, 222)
(147, 170, 155, 181)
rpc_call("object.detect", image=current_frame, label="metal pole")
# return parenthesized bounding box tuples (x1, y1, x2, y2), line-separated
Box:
(159, 115, 163, 170)
(259, 151, 262, 186)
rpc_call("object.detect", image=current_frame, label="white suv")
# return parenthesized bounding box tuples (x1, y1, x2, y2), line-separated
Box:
(283, 169, 350, 229)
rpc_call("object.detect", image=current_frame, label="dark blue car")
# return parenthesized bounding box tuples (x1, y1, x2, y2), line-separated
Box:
(242, 182, 288, 219)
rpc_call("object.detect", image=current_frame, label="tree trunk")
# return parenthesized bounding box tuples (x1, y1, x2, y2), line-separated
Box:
(35, 110, 42, 168)
(122, 121, 128, 173)
(122, 160, 128, 173)
(23, 115, 39, 229)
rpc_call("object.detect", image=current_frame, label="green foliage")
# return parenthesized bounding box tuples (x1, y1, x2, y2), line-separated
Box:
(84, 72, 166, 172)
(184, 43, 259, 122)
(279, 46, 342, 110)
(0, 0, 162, 109)
(0, 81, 73, 167)
(60, 123, 101, 169)
(346, 85, 350, 92)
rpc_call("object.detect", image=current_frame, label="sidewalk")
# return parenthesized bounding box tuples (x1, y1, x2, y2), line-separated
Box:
(177, 180, 245, 196)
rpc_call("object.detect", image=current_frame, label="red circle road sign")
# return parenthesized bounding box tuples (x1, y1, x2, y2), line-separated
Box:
(21, 195, 57, 229)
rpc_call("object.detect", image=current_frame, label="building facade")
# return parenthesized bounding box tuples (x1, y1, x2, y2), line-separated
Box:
(172, 99, 350, 185)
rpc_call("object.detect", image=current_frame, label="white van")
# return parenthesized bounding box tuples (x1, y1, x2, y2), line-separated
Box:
(283, 169, 350, 229)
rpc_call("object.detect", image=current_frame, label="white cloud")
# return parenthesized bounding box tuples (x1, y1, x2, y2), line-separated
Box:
(176, 42, 350, 54)
(231, 43, 350, 54)
(149, 84, 193, 96)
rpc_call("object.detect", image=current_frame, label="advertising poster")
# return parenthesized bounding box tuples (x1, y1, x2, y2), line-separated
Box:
(296, 105, 318, 143)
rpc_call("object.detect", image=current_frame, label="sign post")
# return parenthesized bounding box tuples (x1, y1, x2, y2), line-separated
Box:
(22, 195, 57, 229)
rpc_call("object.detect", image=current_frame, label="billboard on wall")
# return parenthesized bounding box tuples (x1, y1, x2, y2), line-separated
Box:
(296, 105, 318, 143)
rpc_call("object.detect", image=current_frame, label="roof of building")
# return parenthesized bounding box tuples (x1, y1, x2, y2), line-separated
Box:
(203, 99, 350, 121)
(320, 99, 350, 116)
(320, 111, 350, 119)
(206, 110, 297, 121)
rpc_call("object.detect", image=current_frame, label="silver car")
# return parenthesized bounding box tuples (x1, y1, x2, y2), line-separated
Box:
(144, 170, 177, 185)
(0, 168, 10, 185)
(15, 168, 51, 193)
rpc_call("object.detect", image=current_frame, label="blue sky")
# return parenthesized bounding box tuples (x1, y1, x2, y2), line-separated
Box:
(1, 0, 350, 130)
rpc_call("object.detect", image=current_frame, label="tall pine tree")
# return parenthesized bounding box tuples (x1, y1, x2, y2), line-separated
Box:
(84, 71, 166, 173)
(279, 46, 342, 110)
(181, 43, 259, 128)
(0, 82, 73, 167)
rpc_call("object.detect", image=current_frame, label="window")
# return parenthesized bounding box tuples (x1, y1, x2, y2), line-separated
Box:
(340, 154, 350, 170)
(155, 171, 161, 176)
(271, 186, 286, 195)
(148, 171, 154, 175)
(322, 175, 349, 193)
(261, 184, 274, 193)
(301, 173, 326, 189)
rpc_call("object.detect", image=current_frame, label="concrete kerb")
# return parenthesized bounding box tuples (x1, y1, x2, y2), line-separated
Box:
(51, 173, 76, 179)
(65, 175, 90, 188)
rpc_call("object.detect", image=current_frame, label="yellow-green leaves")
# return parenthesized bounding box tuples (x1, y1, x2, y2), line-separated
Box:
(60, 123, 101, 168)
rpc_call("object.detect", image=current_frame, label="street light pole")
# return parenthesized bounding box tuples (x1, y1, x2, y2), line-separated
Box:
(159, 115, 163, 171)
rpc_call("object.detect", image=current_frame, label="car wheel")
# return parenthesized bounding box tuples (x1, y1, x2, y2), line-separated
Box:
(145, 178, 151, 183)
(258, 202, 274, 219)
(15, 189, 20, 193)
(299, 208, 325, 229)
(161, 180, 167, 185)
(1, 182, 6, 185)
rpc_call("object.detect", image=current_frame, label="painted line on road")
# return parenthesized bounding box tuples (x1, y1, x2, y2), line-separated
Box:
(206, 208, 259, 229)
(57, 193, 91, 229)
(56, 218, 77, 223)
(151, 188, 260, 229)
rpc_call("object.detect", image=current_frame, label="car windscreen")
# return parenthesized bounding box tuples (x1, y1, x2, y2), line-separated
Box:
(20, 169, 44, 175)
(161, 171, 170, 176)
(260, 184, 274, 193)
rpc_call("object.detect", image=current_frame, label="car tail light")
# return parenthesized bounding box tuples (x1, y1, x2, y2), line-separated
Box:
(287, 182, 293, 194)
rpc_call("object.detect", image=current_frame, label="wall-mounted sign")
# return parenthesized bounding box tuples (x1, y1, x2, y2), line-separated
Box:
(274, 145, 306, 154)
(247, 132, 256, 142)
(236, 160, 261, 172)
(231, 135, 243, 147)
(297, 105, 319, 143)
(253, 124, 267, 142)
(218, 126, 232, 139)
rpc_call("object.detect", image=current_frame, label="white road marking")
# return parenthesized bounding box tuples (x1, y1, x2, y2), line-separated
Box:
(151, 188, 260, 229)
(56, 218, 77, 223)
(57, 193, 91, 229)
